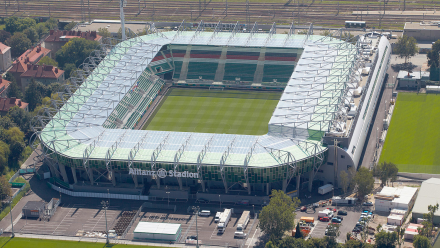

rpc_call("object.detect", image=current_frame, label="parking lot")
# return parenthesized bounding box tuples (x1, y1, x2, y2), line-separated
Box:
(296, 205, 368, 242)
(125, 208, 259, 247)
(14, 203, 122, 237)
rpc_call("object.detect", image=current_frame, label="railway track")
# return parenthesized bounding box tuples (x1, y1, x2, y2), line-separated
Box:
(1, 0, 438, 29)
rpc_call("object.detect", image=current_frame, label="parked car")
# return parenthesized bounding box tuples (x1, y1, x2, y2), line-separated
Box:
(334, 216, 343, 221)
(363, 201, 373, 206)
(331, 217, 342, 223)
(337, 210, 347, 216)
(319, 216, 330, 222)
(300, 206, 307, 212)
(187, 235, 198, 240)
(352, 227, 362, 233)
(327, 208, 337, 212)
(236, 200, 250, 205)
(199, 210, 211, 216)
(198, 198, 209, 203)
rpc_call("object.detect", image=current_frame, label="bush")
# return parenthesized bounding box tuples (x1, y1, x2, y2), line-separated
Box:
(0, 179, 30, 221)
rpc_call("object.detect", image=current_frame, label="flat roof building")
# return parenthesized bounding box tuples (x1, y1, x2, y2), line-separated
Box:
(413, 178, 440, 224)
(397, 70, 429, 89)
(73, 20, 149, 37)
(0, 42, 12, 72)
(133, 222, 181, 241)
(22, 201, 45, 219)
(374, 186, 418, 213)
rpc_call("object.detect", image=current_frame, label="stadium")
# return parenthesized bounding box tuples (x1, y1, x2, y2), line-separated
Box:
(31, 22, 391, 201)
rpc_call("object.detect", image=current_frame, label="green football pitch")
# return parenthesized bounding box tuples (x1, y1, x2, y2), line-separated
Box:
(379, 93, 440, 174)
(142, 88, 282, 135)
(0, 237, 164, 248)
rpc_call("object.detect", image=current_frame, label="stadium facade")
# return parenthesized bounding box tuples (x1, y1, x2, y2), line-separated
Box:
(32, 23, 391, 200)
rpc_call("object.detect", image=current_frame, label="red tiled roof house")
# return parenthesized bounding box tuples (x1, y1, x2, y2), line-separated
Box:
(9, 45, 51, 89)
(0, 97, 28, 115)
(0, 42, 12, 72)
(20, 64, 65, 90)
(0, 78, 11, 98)
(44, 30, 102, 59)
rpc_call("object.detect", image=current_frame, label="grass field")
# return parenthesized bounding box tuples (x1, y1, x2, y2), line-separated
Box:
(143, 88, 282, 135)
(379, 93, 440, 174)
(0, 237, 165, 248)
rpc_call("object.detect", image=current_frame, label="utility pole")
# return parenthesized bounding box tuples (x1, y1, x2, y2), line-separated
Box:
(80, 0, 84, 22)
(336, 2, 339, 16)
(9, 197, 14, 237)
(225, 0, 228, 17)
(333, 139, 340, 197)
(404, 0, 406, 11)
(102, 200, 109, 244)
(88, 0, 91, 23)
(48, 4, 51, 18)
(120, 0, 126, 40)
(246, 0, 250, 27)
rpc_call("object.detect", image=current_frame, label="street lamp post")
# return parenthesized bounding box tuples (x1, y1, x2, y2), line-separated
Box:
(219, 195, 221, 210)
(252, 205, 255, 216)
(192, 206, 200, 248)
(166, 192, 170, 207)
(9, 197, 14, 237)
(58, 187, 61, 203)
(101, 200, 109, 244)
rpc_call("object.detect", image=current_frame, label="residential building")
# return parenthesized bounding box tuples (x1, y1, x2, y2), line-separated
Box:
(9, 45, 51, 88)
(374, 186, 418, 213)
(0, 97, 28, 115)
(0, 42, 12, 72)
(412, 178, 440, 224)
(0, 78, 11, 98)
(43, 30, 102, 59)
(20, 64, 65, 89)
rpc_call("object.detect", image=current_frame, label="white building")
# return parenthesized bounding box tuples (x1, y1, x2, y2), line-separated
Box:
(133, 222, 181, 241)
(374, 186, 418, 213)
(0, 42, 12, 72)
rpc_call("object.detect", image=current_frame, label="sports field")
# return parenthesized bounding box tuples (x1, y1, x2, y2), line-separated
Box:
(379, 93, 440, 174)
(0, 237, 164, 248)
(143, 88, 282, 135)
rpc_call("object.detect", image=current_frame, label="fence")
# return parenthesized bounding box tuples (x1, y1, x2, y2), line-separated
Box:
(122, 204, 143, 238)
(142, 202, 177, 212)
(8, 171, 27, 199)
(47, 183, 149, 201)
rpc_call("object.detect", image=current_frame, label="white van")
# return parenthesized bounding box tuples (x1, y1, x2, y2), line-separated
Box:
(199, 210, 211, 216)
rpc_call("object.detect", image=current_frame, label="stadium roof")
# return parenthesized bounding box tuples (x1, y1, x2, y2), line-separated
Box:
(36, 27, 358, 169)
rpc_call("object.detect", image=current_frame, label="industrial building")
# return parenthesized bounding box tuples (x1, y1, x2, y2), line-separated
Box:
(32, 22, 391, 201)
(404, 21, 440, 41)
(412, 178, 440, 224)
(397, 70, 429, 89)
(133, 222, 181, 241)
(374, 186, 418, 213)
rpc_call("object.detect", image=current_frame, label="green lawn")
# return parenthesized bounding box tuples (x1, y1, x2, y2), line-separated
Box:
(379, 93, 440, 174)
(0, 237, 167, 248)
(142, 88, 281, 135)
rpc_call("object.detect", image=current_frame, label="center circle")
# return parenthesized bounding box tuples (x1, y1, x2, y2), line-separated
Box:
(157, 168, 167, 178)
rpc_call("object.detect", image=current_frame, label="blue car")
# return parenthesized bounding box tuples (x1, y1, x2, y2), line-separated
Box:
(332, 217, 342, 223)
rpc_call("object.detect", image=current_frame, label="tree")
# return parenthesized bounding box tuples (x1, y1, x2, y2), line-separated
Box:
(373, 162, 399, 187)
(55, 38, 100, 69)
(376, 224, 382, 233)
(298, 30, 308, 35)
(64, 21, 77, 30)
(0, 141, 10, 173)
(375, 231, 398, 248)
(413, 235, 432, 248)
(394, 35, 418, 64)
(354, 167, 374, 200)
(348, 166, 356, 189)
(0, 175, 12, 200)
(35, 22, 49, 38)
(294, 222, 303, 238)
(277, 236, 307, 248)
(340, 170, 349, 194)
(419, 203, 439, 237)
(0, 116, 16, 130)
(7, 80, 23, 99)
(5, 16, 36, 33)
(98, 27, 112, 39)
(24, 80, 43, 111)
(344, 240, 374, 248)
(396, 226, 405, 248)
(0, 30, 11, 43)
(44, 18, 58, 30)
(259, 189, 300, 241)
(5, 127, 24, 143)
(6, 32, 32, 57)
(8, 106, 32, 137)
(63, 63, 77, 79)
(23, 27, 39, 43)
(37, 56, 58, 67)
(326, 223, 340, 239)
(428, 40, 440, 69)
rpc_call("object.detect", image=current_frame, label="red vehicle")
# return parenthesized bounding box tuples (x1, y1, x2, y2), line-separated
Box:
(300, 206, 307, 212)
(319, 216, 330, 222)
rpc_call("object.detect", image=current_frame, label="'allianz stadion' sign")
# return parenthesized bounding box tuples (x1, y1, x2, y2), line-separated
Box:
(129, 168, 199, 179)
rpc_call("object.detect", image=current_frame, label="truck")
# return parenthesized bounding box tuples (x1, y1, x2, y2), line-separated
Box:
(215, 211, 222, 222)
(318, 184, 334, 195)
(234, 211, 250, 238)
(217, 209, 232, 233)
(318, 209, 333, 218)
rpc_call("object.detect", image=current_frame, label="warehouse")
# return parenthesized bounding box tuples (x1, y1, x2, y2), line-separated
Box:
(412, 178, 440, 224)
(133, 222, 181, 241)
(374, 186, 418, 213)
(404, 21, 440, 41)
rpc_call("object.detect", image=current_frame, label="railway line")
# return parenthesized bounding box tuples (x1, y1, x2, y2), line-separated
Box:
(1, 0, 439, 29)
